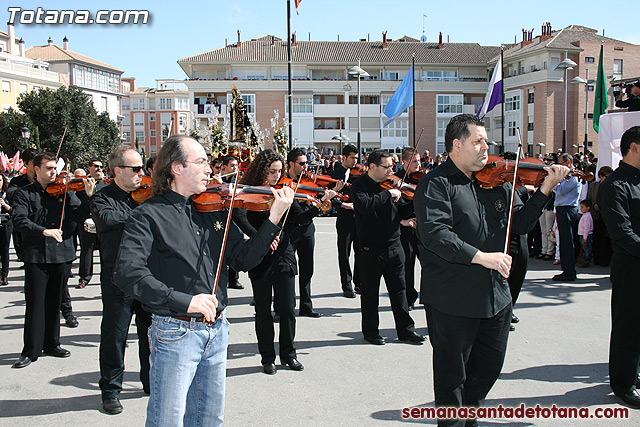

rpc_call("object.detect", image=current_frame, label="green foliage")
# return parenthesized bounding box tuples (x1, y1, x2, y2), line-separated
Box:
(0, 85, 120, 168)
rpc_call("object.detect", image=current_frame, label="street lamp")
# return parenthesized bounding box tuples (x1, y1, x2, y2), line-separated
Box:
(570, 70, 595, 153)
(331, 134, 349, 154)
(21, 126, 31, 150)
(555, 56, 577, 153)
(536, 142, 545, 155)
(348, 62, 369, 163)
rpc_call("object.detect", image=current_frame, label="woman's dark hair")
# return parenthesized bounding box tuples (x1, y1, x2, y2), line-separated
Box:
(240, 149, 283, 186)
(0, 174, 8, 193)
(152, 135, 190, 195)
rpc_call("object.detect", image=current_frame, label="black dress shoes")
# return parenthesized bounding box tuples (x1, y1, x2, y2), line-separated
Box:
(12, 356, 32, 369)
(552, 273, 576, 282)
(511, 314, 520, 323)
(398, 331, 427, 344)
(342, 284, 356, 299)
(364, 334, 386, 345)
(510, 325, 516, 332)
(65, 315, 79, 328)
(262, 363, 277, 375)
(616, 390, 640, 409)
(283, 358, 304, 371)
(43, 346, 71, 358)
(228, 282, 244, 290)
(102, 398, 124, 415)
(299, 310, 320, 318)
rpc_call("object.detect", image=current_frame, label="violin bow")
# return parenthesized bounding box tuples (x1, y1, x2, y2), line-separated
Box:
(503, 128, 524, 255)
(212, 171, 240, 296)
(272, 165, 304, 248)
(399, 128, 424, 187)
(56, 126, 69, 231)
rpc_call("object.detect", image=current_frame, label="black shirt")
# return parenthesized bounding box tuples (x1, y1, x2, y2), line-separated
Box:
(413, 159, 549, 318)
(11, 181, 81, 264)
(329, 163, 359, 218)
(89, 182, 138, 267)
(615, 95, 640, 112)
(77, 181, 107, 223)
(113, 190, 280, 316)
(6, 173, 33, 205)
(598, 161, 640, 258)
(351, 173, 411, 248)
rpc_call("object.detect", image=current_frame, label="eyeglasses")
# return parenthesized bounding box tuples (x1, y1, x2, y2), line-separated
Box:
(120, 165, 144, 173)
(185, 159, 209, 167)
(91, 164, 103, 169)
(296, 161, 307, 166)
(374, 163, 394, 170)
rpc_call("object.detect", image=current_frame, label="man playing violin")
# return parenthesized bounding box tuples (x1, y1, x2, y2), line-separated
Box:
(329, 144, 361, 298)
(351, 149, 424, 346)
(113, 136, 294, 426)
(221, 155, 243, 290)
(11, 152, 95, 369)
(413, 114, 569, 426)
(89, 148, 151, 415)
(284, 148, 337, 318)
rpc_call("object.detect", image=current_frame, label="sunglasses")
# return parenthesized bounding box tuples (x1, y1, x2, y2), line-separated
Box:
(91, 164, 103, 169)
(120, 165, 144, 173)
(297, 161, 307, 166)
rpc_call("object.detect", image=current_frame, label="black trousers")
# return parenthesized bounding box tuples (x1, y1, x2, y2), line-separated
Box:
(556, 206, 578, 277)
(78, 227, 99, 283)
(508, 235, 528, 307)
(593, 217, 612, 267)
(22, 262, 70, 359)
(400, 226, 419, 306)
(336, 213, 360, 290)
(60, 276, 73, 318)
(228, 267, 240, 286)
(425, 303, 512, 427)
(252, 272, 296, 364)
(12, 228, 22, 262)
(609, 254, 640, 396)
(358, 242, 415, 338)
(0, 223, 11, 279)
(291, 223, 315, 313)
(99, 266, 152, 399)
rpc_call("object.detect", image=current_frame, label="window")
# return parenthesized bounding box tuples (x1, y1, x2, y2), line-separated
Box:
(485, 118, 491, 131)
(587, 85, 594, 92)
(1, 81, 10, 93)
(528, 92, 534, 104)
(543, 61, 547, 70)
(19, 84, 28, 94)
(226, 93, 255, 113)
(382, 71, 399, 80)
(348, 117, 379, 130)
(135, 98, 144, 110)
(508, 121, 517, 137)
(135, 130, 145, 142)
(177, 98, 188, 110)
(382, 119, 408, 138)
(122, 131, 131, 142)
(348, 95, 379, 105)
(437, 95, 463, 114)
(527, 122, 534, 131)
(585, 57, 595, 63)
(101, 97, 108, 112)
(159, 98, 172, 109)
(313, 95, 342, 104)
(505, 95, 520, 111)
(613, 59, 623, 80)
(314, 118, 343, 130)
(494, 117, 503, 129)
(150, 114, 155, 121)
(286, 97, 313, 113)
(381, 94, 393, 110)
(422, 70, 458, 81)
(179, 113, 188, 127)
(435, 119, 448, 154)
(134, 114, 144, 127)
(246, 72, 265, 80)
(122, 99, 130, 111)
(150, 129, 156, 138)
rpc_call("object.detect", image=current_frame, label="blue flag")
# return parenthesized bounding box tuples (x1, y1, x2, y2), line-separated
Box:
(477, 55, 502, 119)
(384, 64, 414, 127)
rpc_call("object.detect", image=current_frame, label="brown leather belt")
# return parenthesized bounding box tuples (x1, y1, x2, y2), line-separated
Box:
(171, 313, 221, 323)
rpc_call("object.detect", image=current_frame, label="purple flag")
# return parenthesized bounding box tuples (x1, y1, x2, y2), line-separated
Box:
(478, 56, 502, 119)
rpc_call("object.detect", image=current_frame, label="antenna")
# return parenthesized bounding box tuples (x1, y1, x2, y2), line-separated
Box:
(421, 14, 427, 42)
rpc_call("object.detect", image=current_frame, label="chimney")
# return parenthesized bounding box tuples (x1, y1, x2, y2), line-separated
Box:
(237, 30, 241, 47)
(47, 37, 53, 46)
(271, 35, 275, 46)
(63, 36, 68, 50)
(438, 32, 444, 49)
(19, 38, 25, 57)
(540, 22, 553, 42)
(382, 31, 388, 49)
(7, 22, 16, 54)
(291, 31, 297, 47)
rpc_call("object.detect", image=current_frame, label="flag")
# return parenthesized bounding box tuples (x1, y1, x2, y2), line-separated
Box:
(593, 45, 608, 133)
(384, 64, 414, 127)
(295, 0, 302, 14)
(477, 55, 502, 119)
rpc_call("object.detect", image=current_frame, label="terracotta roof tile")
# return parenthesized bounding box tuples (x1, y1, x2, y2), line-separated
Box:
(25, 44, 123, 73)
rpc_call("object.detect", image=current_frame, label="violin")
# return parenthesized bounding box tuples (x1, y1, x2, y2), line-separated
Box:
(349, 164, 367, 178)
(301, 172, 351, 189)
(131, 176, 154, 204)
(275, 176, 349, 202)
(379, 175, 417, 200)
(409, 167, 429, 181)
(474, 155, 594, 190)
(46, 176, 113, 196)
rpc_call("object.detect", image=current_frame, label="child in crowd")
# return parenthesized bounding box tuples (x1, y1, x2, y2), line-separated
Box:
(577, 199, 594, 267)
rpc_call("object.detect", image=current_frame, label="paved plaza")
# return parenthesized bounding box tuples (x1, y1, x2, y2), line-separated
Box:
(0, 217, 637, 426)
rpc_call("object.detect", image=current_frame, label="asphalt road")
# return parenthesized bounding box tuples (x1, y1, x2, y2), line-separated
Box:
(0, 217, 636, 426)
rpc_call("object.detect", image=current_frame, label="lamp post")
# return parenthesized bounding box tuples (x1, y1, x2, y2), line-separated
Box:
(555, 56, 577, 153)
(348, 62, 369, 163)
(570, 69, 595, 152)
(331, 134, 349, 155)
(536, 142, 545, 155)
(21, 126, 31, 150)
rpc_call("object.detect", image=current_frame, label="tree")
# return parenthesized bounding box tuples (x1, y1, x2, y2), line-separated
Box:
(0, 85, 120, 168)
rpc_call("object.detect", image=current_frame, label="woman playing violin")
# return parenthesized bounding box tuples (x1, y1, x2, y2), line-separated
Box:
(233, 149, 305, 375)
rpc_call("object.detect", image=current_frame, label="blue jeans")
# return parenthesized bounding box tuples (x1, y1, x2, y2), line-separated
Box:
(146, 314, 228, 427)
(581, 234, 593, 263)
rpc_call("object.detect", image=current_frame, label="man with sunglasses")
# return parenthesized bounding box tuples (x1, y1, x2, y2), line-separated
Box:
(90, 148, 151, 415)
(350, 149, 424, 346)
(76, 159, 106, 289)
(285, 148, 337, 318)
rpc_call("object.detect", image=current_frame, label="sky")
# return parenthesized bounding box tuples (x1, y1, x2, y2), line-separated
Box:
(5, 1, 637, 88)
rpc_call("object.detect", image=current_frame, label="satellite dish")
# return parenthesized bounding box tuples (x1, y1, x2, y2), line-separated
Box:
(420, 35, 427, 42)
